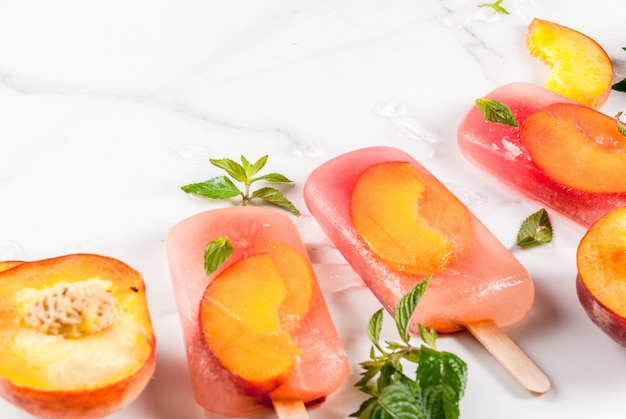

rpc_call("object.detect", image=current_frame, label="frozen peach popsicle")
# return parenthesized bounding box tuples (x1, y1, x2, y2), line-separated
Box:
(304, 146, 549, 394)
(458, 81, 626, 228)
(167, 206, 349, 417)
(303, 145, 533, 333)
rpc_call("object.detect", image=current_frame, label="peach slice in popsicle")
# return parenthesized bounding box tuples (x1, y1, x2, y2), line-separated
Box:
(167, 206, 349, 417)
(303, 146, 549, 394)
(458, 82, 626, 227)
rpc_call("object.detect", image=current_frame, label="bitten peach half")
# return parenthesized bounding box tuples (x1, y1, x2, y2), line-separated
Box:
(0, 254, 156, 419)
(577, 208, 626, 347)
(527, 17, 613, 108)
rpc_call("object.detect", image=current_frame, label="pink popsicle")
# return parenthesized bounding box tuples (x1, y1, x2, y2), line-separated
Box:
(457, 81, 626, 227)
(303, 146, 533, 334)
(167, 206, 349, 417)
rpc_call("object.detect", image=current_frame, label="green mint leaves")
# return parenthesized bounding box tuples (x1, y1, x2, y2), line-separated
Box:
(203, 236, 234, 275)
(516, 208, 553, 248)
(475, 98, 518, 127)
(181, 155, 301, 216)
(352, 279, 468, 419)
(478, 0, 510, 14)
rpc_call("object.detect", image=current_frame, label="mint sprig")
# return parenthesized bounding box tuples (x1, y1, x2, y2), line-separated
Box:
(478, 0, 510, 14)
(475, 98, 518, 127)
(181, 155, 301, 216)
(351, 279, 467, 419)
(516, 208, 553, 248)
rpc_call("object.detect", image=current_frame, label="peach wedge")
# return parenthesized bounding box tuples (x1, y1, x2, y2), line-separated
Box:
(0, 254, 156, 419)
(527, 17, 613, 108)
(199, 240, 314, 396)
(577, 208, 626, 347)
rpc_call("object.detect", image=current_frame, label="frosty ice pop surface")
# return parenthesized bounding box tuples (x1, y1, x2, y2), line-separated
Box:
(303, 146, 534, 334)
(457, 81, 626, 228)
(167, 206, 349, 417)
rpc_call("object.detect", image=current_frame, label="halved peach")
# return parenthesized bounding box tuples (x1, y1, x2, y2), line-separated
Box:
(199, 240, 313, 396)
(577, 208, 626, 347)
(527, 18, 613, 108)
(0, 254, 156, 419)
(521, 102, 626, 193)
(351, 161, 472, 276)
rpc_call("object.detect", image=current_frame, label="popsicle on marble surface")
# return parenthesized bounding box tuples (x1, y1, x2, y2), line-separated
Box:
(303, 145, 533, 334)
(167, 206, 349, 417)
(458, 81, 626, 228)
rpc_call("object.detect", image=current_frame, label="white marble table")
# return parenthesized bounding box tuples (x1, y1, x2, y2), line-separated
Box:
(1, 1, 625, 418)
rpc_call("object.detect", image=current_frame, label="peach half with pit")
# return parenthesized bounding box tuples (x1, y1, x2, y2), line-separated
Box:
(521, 102, 626, 193)
(577, 208, 626, 347)
(0, 253, 156, 419)
(199, 240, 313, 396)
(350, 161, 473, 276)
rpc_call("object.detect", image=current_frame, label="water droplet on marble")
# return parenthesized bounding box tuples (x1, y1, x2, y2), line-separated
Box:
(445, 183, 486, 211)
(178, 144, 211, 162)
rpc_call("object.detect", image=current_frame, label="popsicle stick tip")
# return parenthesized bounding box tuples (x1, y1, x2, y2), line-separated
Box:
(466, 319, 551, 395)
(272, 398, 309, 419)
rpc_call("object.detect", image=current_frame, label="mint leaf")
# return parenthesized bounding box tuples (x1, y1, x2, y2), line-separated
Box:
(478, 0, 510, 14)
(417, 347, 467, 419)
(251, 187, 301, 216)
(516, 208, 553, 248)
(209, 158, 247, 182)
(475, 98, 518, 127)
(395, 278, 430, 344)
(181, 176, 241, 199)
(246, 155, 268, 178)
(251, 172, 293, 183)
(367, 308, 385, 352)
(353, 380, 425, 419)
(203, 236, 234, 275)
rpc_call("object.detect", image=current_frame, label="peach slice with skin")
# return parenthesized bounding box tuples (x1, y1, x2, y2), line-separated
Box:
(351, 161, 473, 276)
(527, 17, 613, 108)
(0, 254, 156, 419)
(577, 208, 626, 347)
(199, 240, 313, 396)
(521, 102, 626, 193)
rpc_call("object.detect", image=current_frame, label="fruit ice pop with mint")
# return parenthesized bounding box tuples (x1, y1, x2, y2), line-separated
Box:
(457, 82, 626, 228)
(167, 206, 349, 417)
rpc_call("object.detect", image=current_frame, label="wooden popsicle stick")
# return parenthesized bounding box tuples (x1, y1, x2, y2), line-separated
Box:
(272, 399, 309, 419)
(466, 319, 551, 395)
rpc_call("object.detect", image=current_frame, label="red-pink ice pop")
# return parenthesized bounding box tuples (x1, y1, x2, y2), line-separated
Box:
(167, 206, 349, 417)
(458, 81, 626, 227)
